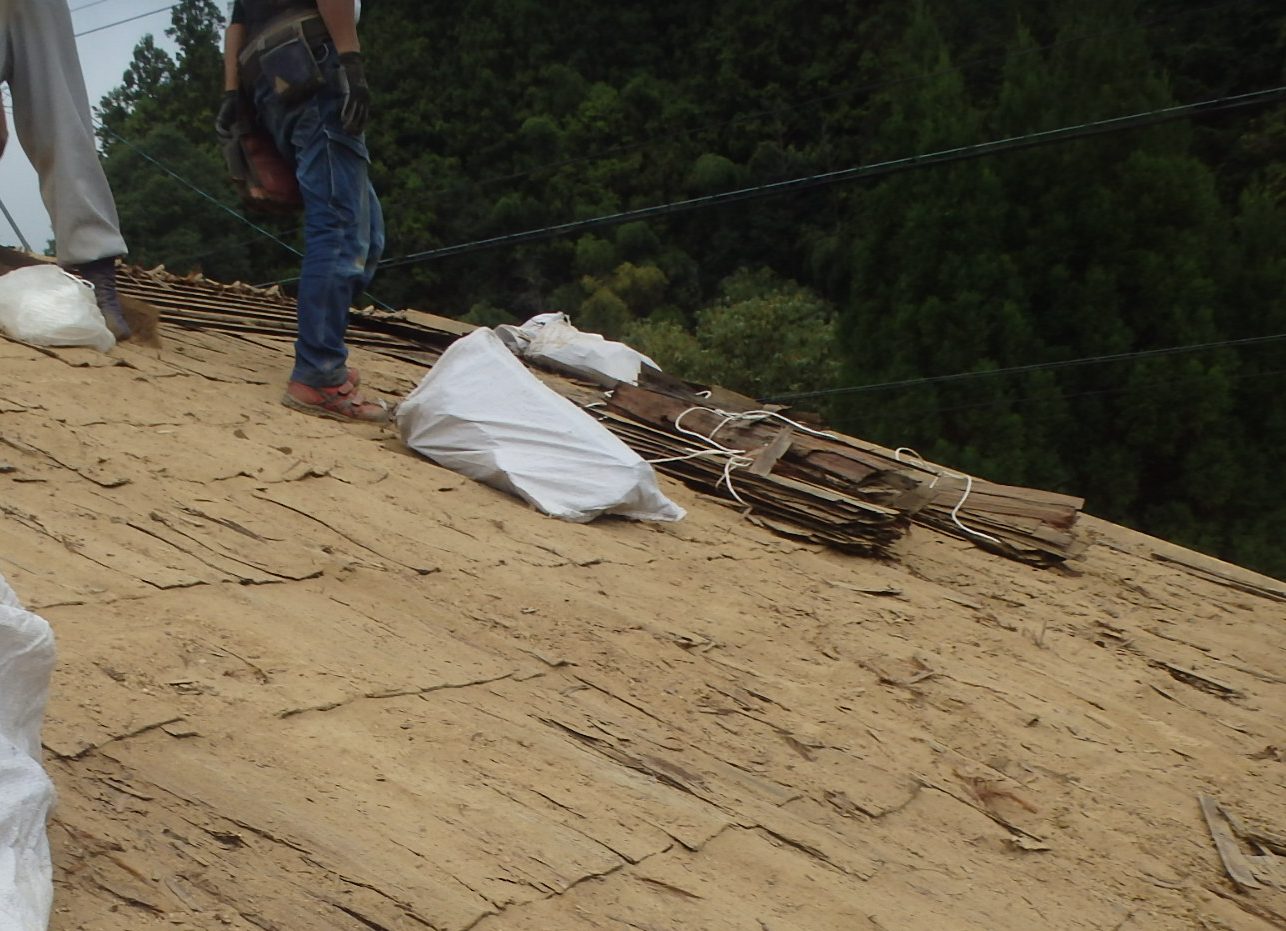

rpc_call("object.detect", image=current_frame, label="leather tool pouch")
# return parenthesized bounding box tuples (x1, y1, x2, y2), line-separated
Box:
(255, 25, 324, 105)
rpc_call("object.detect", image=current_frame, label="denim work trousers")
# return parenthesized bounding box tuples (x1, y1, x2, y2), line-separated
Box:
(254, 43, 384, 388)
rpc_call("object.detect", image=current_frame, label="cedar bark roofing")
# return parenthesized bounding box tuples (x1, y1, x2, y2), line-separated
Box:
(117, 262, 1085, 566)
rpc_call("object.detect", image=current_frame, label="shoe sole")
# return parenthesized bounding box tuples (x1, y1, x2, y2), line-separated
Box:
(280, 392, 391, 424)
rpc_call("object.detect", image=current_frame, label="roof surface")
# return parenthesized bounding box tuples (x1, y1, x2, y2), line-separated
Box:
(1, 296, 1284, 931)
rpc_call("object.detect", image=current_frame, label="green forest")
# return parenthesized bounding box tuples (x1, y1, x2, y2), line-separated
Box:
(96, 0, 1286, 578)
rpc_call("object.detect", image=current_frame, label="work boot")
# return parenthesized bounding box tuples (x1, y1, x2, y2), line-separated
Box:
(281, 377, 390, 423)
(67, 257, 132, 342)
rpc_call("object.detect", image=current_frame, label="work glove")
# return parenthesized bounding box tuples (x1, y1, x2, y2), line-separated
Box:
(214, 90, 241, 143)
(214, 91, 250, 186)
(336, 51, 371, 136)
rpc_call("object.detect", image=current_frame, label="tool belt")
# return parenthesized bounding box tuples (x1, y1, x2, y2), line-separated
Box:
(237, 11, 331, 103)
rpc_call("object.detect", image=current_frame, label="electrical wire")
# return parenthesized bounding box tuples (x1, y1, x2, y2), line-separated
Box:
(372, 0, 1259, 229)
(827, 368, 1286, 450)
(762, 333, 1286, 404)
(74, 3, 179, 37)
(914, 366, 1286, 419)
(162, 233, 286, 269)
(93, 125, 395, 310)
(169, 0, 1265, 274)
(97, 124, 302, 260)
(66, 0, 1278, 329)
(365, 84, 1286, 274)
(0, 90, 32, 250)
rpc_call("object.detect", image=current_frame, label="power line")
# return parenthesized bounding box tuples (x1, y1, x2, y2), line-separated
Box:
(373, 0, 1257, 234)
(0, 196, 33, 252)
(169, 0, 1260, 275)
(0, 89, 32, 249)
(368, 84, 1286, 274)
(916, 367, 1286, 419)
(762, 333, 1286, 404)
(95, 124, 396, 310)
(70, 0, 117, 12)
(74, 3, 178, 38)
(163, 233, 283, 269)
(98, 124, 302, 260)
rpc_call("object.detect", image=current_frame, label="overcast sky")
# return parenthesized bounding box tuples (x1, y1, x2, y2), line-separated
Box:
(1, 0, 196, 254)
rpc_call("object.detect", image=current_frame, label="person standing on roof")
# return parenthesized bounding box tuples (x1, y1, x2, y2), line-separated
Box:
(0, 0, 133, 341)
(218, 0, 388, 422)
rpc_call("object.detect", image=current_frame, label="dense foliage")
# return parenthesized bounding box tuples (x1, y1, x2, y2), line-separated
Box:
(96, 0, 1286, 577)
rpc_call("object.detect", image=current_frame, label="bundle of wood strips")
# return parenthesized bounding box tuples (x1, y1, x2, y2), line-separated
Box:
(604, 383, 1085, 566)
(114, 264, 1084, 565)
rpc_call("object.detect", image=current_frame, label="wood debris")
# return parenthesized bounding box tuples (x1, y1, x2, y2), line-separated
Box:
(1199, 793, 1286, 891)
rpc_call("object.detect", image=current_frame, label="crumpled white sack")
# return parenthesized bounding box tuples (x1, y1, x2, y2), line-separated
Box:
(0, 265, 114, 352)
(397, 327, 685, 523)
(0, 574, 56, 931)
(495, 312, 660, 386)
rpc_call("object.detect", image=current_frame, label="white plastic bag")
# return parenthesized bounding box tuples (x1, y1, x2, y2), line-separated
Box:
(0, 574, 56, 931)
(0, 265, 115, 352)
(495, 312, 659, 386)
(397, 328, 685, 523)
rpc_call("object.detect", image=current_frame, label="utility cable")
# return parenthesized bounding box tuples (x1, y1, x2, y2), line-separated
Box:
(917, 366, 1286, 419)
(74, 3, 179, 37)
(370, 84, 1286, 273)
(830, 368, 1286, 434)
(163, 233, 283, 269)
(66, 7, 400, 306)
(165, 0, 1260, 272)
(762, 333, 1286, 404)
(96, 124, 396, 310)
(0, 196, 33, 252)
(98, 124, 302, 259)
(373, 0, 1258, 228)
(0, 89, 33, 249)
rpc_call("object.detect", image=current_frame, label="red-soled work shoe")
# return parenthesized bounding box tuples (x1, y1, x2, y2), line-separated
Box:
(281, 378, 390, 423)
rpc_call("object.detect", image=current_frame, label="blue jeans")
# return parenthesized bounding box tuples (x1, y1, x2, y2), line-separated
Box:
(253, 42, 384, 388)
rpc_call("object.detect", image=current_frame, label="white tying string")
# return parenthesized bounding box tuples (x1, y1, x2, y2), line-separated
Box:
(647, 447, 755, 504)
(673, 407, 746, 453)
(646, 406, 769, 506)
(676, 406, 839, 445)
(721, 409, 839, 442)
(893, 447, 1002, 547)
(652, 406, 843, 506)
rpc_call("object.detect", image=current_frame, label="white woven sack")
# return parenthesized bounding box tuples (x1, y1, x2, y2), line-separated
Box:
(397, 328, 685, 523)
(0, 265, 114, 352)
(0, 574, 56, 931)
(496, 312, 660, 386)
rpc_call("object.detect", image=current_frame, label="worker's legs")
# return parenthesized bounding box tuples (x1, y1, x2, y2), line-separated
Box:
(250, 41, 387, 420)
(292, 124, 379, 387)
(256, 42, 383, 389)
(2, 0, 127, 266)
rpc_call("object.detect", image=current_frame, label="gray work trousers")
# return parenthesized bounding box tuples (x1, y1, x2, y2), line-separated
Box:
(0, 0, 126, 264)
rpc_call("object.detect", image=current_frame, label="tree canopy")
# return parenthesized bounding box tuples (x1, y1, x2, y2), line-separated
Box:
(95, 0, 1286, 577)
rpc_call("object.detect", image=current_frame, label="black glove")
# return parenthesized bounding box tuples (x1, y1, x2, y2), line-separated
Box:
(215, 90, 241, 142)
(336, 51, 370, 136)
